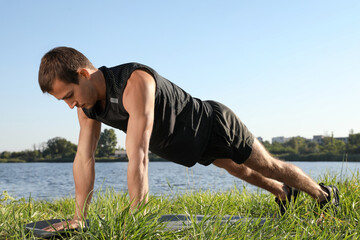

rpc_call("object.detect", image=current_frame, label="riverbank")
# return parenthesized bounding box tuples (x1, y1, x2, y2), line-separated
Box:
(2, 153, 360, 163)
(0, 154, 167, 163)
(277, 153, 360, 162)
(1, 173, 359, 239)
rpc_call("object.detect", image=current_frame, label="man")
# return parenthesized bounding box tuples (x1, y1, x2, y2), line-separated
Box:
(38, 47, 339, 231)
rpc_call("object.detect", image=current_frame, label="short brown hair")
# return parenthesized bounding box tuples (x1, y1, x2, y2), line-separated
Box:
(38, 47, 95, 93)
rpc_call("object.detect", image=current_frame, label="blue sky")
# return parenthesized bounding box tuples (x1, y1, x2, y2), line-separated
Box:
(0, 1, 359, 152)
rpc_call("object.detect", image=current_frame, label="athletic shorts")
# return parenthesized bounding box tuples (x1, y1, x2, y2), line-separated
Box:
(198, 101, 254, 166)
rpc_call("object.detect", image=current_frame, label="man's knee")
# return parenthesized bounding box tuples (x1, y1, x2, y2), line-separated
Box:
(213, 158, 251, 178)
(244, 139, 284, 176)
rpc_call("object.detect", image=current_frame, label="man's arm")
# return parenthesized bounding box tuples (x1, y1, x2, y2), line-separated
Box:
(73, 107, 101, 220)
(123, 70, 156, 209)
(43, 108, 100, 232)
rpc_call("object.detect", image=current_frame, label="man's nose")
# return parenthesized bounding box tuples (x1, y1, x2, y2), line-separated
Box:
(65, 100, 76, 109)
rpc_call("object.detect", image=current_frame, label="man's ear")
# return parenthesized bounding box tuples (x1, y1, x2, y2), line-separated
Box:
(77, 68, 91, 80)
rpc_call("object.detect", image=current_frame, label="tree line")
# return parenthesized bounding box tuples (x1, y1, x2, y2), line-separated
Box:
(0, 129, 118, 162)
(1, 131, 360, 162)
(262, 133, 360, 162)
(263, 133, 360, 155)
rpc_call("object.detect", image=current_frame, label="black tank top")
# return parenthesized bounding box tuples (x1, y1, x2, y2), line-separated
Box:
(83, 63, 213, 167)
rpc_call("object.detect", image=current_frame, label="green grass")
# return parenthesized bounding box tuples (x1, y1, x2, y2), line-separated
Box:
(1, 172, 359, 239)
(0, 158, 26, 163)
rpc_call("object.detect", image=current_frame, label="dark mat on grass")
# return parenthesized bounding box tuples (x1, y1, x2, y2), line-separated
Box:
(26, 215, 271, 237)
(25, 219, 90, 239)
(158, 214, 271, 231)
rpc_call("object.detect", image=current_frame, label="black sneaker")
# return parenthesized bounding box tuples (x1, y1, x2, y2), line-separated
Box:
(319, 183, 340, 213)
(275, 185, 300, 215)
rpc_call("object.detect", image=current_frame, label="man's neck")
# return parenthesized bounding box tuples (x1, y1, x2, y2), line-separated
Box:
(91, 69, 107, 102)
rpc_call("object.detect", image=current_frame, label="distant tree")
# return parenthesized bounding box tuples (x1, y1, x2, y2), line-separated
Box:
(264, 137, 321, 155)
(10, 150, 41, 161)
(43, 137, 77, 159)
(96, 129, 118, 157)
(300, 140, 319, 154)
(320, 137, 346, 154)
(284, 137, 305, 154)
(266, 141, 296, 155)
(0, 151, 11, 159)
(347, 133, 360, 154)
(262, 141, 272, 150)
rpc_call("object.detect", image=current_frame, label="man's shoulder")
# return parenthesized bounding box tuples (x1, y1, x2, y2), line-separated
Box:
(103, 63, 157, 83)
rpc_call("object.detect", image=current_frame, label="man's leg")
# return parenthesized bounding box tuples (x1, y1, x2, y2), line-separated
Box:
(213, 158, 289, 200)
(243, 138, 328, 202)
(204, 101, 332, 204)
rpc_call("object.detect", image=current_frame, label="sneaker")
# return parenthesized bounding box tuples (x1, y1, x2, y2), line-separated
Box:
(275, 185, 300, 215)
(319, 183, 340, 213)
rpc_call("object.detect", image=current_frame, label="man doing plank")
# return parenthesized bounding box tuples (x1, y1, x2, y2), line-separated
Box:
(38, 47, 339, 231)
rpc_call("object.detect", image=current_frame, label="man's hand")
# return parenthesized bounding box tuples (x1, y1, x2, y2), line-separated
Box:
(42, 219, 84, 232)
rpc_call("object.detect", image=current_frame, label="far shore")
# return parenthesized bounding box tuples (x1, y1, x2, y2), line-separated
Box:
(1, 153, 360, 163)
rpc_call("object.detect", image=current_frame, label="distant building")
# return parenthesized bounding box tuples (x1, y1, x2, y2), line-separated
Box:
(312, 135, 348, 144)
(272, 136, 289, 144)
(313, 135, 324, 144)
(114, 149, 127, 157)
(335, 137, 348, 143)
(257, 137, 263, 142)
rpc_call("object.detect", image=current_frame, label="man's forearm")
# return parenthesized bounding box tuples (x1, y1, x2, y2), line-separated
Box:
(127, 153, 149, 209)
(73, 156, 95, 220)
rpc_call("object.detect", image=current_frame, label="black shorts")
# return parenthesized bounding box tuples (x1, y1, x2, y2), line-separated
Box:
(198, 101, 254, 166)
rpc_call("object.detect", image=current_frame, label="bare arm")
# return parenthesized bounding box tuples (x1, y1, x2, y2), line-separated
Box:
(123, 70, 156, 209)
(73, 107, 101, 220)
(43, 108, 100, 231)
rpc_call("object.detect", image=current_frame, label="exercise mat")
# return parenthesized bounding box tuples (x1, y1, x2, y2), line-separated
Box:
(158, 214, 270, 231)
(25, 219, 90, 238)
(26, 214, 271, 237)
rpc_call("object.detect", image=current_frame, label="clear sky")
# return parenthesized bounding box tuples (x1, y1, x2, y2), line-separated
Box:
(0, 1, 359, 152)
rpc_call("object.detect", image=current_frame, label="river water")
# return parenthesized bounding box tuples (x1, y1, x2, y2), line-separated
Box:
(0, 161, 359, 200)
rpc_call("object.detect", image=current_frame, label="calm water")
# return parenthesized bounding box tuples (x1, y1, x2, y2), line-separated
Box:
(0, 161, 359, 200)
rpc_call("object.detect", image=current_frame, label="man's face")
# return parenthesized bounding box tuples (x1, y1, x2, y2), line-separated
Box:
(49, 76, 97, 109)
